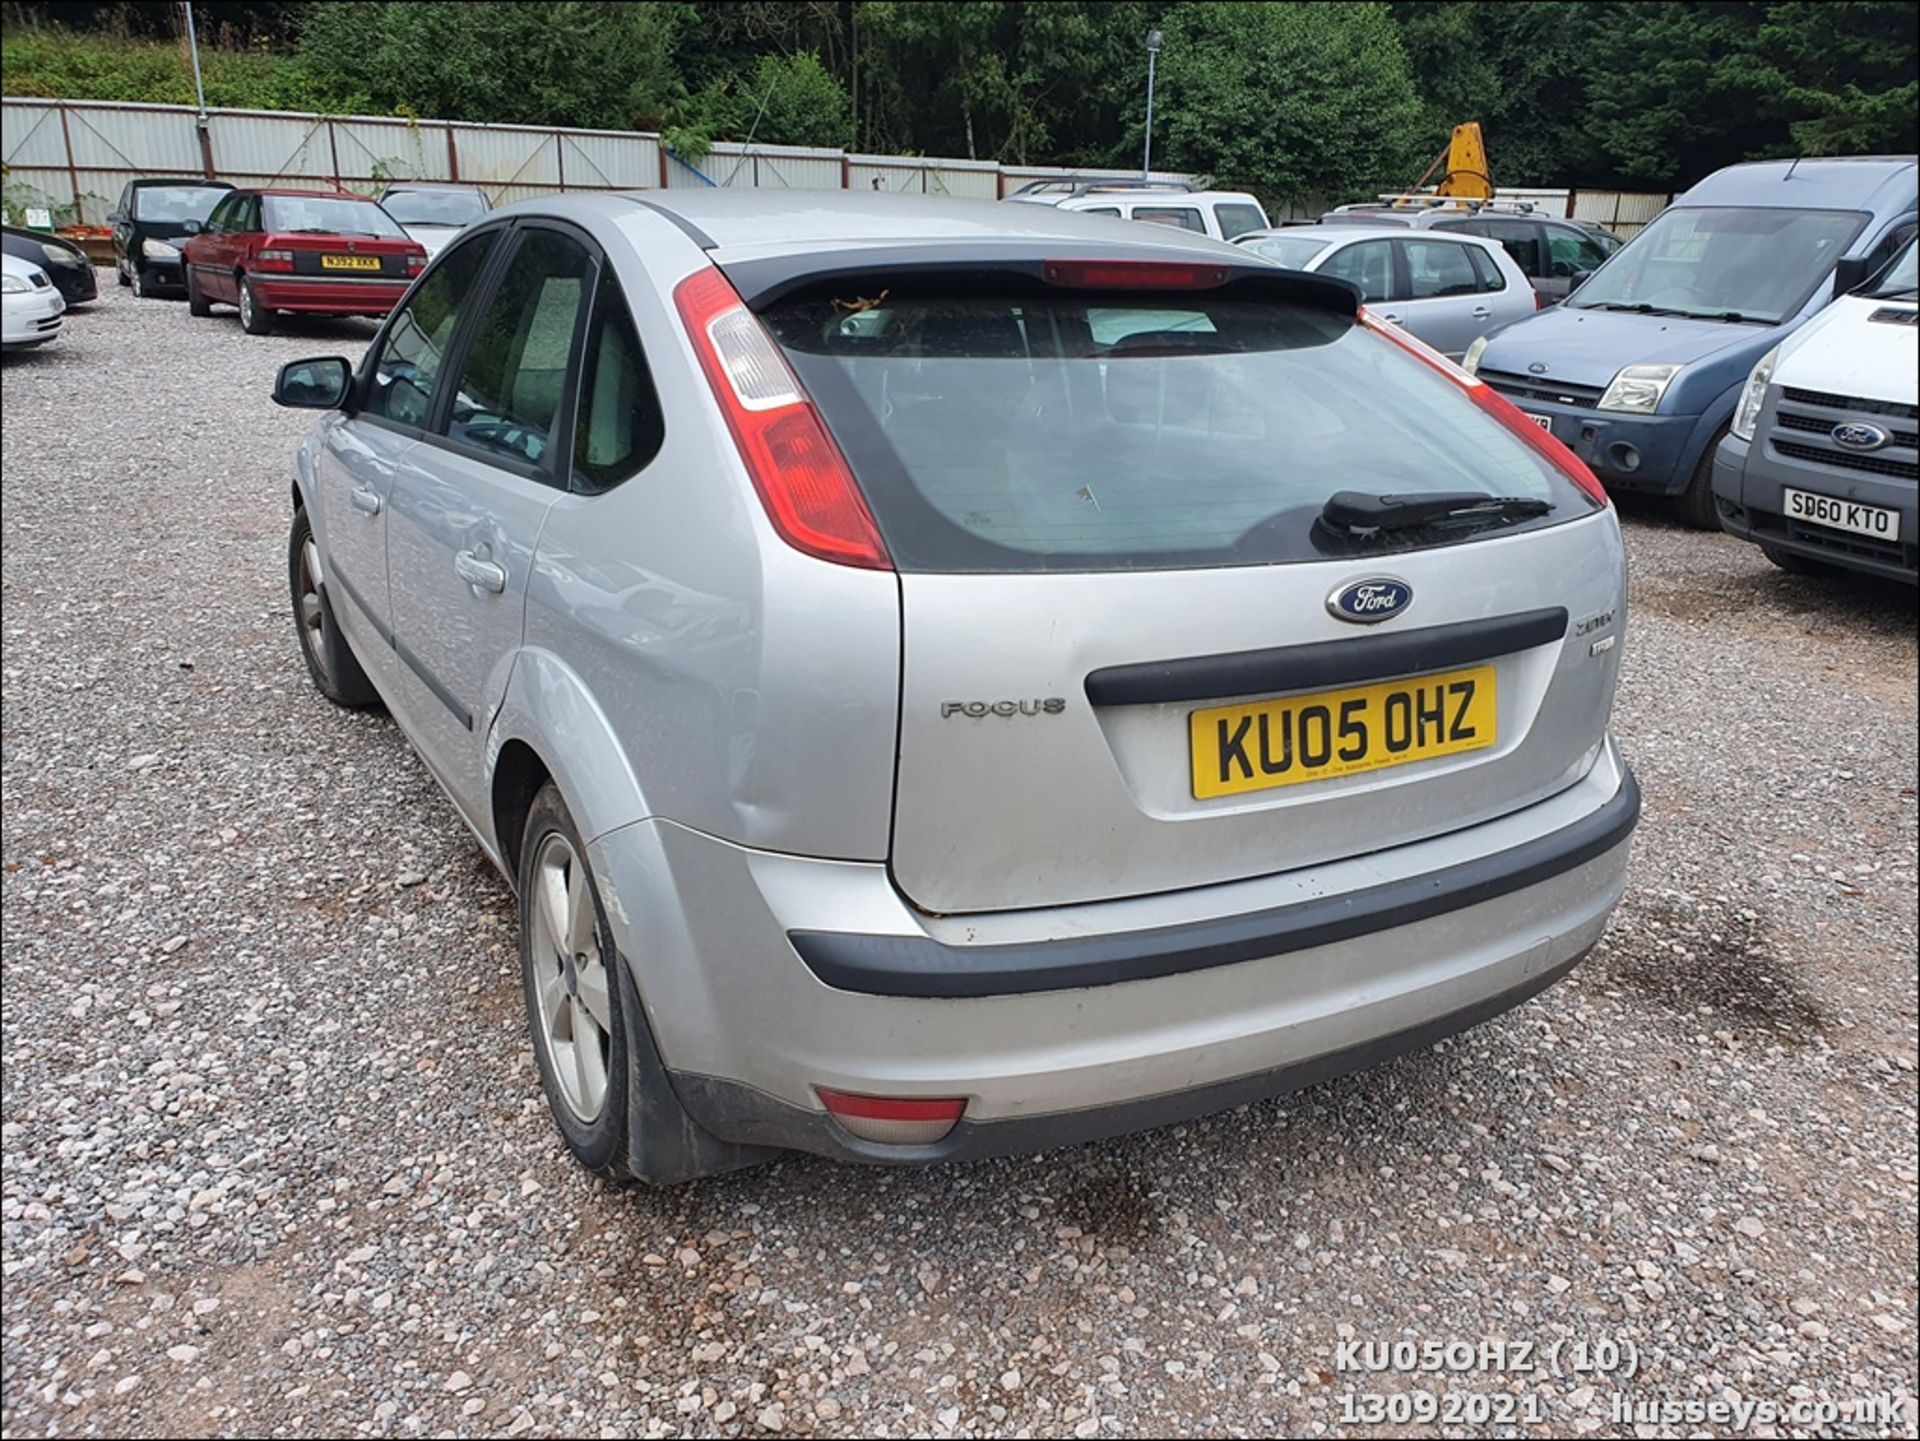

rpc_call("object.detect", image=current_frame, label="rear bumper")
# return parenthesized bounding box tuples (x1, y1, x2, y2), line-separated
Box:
(251, 276, 409, 315)
(1712, 432, 1918, 582)
(588, 741, 1637, 1161)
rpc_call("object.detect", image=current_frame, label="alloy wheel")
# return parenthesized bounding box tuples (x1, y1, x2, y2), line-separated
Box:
(296, 536, 330, 684)
(529, 833, 612, 1122)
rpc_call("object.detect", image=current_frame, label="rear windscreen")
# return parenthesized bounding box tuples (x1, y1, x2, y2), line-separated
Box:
(762, 290, 1588, 573)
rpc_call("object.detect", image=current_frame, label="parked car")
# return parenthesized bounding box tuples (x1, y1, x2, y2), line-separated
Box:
(1, 251, 65, 351)
(108, 178, 233, 297)
(182, 188, 427, 334)
(377, 182, 491, 257)
(1571, 219, 1627, 258)
(2, 226, 98, 306)
(1006, 179, 1270, 241)
(271, 191, 1636, 1183)
(1320, 199, 1621, 302)
(1711, 236, 1917, 582)
(1464, 157, 1917, 526)
(1234, 225, 1535, 359)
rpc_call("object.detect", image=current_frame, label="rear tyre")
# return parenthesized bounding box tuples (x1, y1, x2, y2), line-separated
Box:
(517, 782, 771, 1186)
(288, 508, 379, 708)
(185, 265, 211, 317)
(1762, 545, 1839, 578)
(1674, 425, 1726, 530)
(238, 276, 275, 335)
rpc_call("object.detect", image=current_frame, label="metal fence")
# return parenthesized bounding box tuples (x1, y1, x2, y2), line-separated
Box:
(1570, 188, 1674, 238)
(1, 97, 1202, 224)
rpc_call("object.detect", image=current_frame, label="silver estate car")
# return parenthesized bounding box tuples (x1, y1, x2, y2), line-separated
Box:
(273, 192, 1638, 1183)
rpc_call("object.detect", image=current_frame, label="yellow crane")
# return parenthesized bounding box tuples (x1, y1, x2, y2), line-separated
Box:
(1385, 122, 1495, 207)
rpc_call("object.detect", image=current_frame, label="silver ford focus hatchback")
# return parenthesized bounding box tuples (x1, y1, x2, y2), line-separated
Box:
(274, 191, 1638, 1183)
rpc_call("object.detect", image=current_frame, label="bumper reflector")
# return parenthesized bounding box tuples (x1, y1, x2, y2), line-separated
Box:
(817, 1090, 966, 1145)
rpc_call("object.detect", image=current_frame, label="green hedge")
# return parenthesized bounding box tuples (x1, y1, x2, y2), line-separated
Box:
(0, 27, 336, 112)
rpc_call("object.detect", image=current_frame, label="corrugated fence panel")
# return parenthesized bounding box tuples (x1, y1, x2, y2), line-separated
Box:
(332, 118, 449, 187)
(1, 100, 67, 166)
(556, 130, 657, 190)
(1571, 190, 1672, 236)
(453, 126, 561, 189)
(207, 110, 332, 184)
(63, 102, 200, 173)
(2, 169, 74, 217)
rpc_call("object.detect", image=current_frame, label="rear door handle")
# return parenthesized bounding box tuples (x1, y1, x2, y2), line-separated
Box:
(454, 549, 507, 594)
(1471, 306, 1492, 319)
(1378, 312, 1402, 324)
(349, 486, 381, 516)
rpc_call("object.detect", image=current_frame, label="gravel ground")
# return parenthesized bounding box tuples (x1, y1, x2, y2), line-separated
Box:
(3, 279, 1916, 1440)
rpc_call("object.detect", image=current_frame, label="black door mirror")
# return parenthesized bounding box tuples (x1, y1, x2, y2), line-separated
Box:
(1831, 255, 1871, 296)
(274, 357, 354, 410)
(106, 211, 124, 225)
(180, 219, 202, 236)
(1568, 269, 1593, 290)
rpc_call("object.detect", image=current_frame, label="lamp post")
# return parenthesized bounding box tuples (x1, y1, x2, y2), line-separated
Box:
(1141, 29, 1164, 179)
(183, 1, 208, 120)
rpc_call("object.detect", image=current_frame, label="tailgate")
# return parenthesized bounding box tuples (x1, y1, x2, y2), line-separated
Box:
(891, 515, 1623, 912)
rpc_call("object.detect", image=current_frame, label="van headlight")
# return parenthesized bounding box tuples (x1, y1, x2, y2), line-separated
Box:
(1598, 362, 1682, 414)
(1461, 335, 1490, 376)
(143, 239, 182, 260)
(1730, 345, 1780, 442)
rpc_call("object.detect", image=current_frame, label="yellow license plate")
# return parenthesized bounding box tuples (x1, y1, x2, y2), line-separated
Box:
(1190, 665, 1497, 800)
(320, 254, 382, 271)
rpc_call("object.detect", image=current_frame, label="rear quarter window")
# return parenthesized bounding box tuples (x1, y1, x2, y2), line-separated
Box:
(1214, 203, 1268, 240)
(763, 289, 1592, 573)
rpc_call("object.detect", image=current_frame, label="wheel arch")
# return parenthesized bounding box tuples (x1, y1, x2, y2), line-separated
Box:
(488, 648, 650, 880)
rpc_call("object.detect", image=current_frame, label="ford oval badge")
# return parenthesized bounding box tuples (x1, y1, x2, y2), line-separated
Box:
(1328, 577, 1413, 624)
(1831, 421, 1889, 451)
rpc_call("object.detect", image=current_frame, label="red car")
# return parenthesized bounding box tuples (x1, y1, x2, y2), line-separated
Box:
(181, 187, 427, 335)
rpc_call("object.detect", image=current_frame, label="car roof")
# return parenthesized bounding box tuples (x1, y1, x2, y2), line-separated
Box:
(556, 189, 1246, 262)
(1242, 223, 1495, 246)
(129, 177, 231, 189)
(242, 187, 367, 199)
(381, 182, 486, 193)
(1678, 156, 1917, 211)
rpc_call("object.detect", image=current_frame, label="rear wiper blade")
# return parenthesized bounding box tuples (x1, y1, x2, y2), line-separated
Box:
(1320, 490, 1554, 535)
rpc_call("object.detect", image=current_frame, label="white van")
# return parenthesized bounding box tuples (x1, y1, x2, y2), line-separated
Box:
(1711, 234, 1918, 582)
(1005, 180, 1270, 242)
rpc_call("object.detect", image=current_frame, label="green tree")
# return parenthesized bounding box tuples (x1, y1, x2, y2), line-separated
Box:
(1139, 2, 1426, 204)
(682, 51, 853, 148)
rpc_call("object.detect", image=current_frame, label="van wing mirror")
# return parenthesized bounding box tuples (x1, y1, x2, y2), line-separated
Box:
(1831, 255, 1871, 296)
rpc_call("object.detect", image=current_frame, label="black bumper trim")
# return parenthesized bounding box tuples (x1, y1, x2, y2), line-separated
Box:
(791, 764, 1638, 999)
(674, 946, 1593, 1165)
(1084, 607, 1568, 707)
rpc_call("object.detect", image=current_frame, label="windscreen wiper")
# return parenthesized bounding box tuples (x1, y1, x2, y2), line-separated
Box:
(1580, 301, 1692, 317)
(1319, 490, 1554, 536)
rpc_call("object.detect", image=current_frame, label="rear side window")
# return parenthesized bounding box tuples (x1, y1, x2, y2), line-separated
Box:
(1476, 220, 1543, 277)
(764, 289, 1587, 573)
(1317, 241, 1395, 303)
(571, 280, 665, 492)
(1463, 245, 1507, 292)
(365, 231, 497, 428)
(1214, 203, 1267, 240)
(1132, 206, 1205, 233)
(1402, 239, 1479, 299)
(444, 227, 593, 471)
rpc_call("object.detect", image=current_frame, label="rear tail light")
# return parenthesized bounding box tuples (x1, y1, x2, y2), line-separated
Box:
(673, 267, 891, 570)
(257, 248, 294, 273)
(1358, 309, 1608, 507)
(406, 253, 425, 275)
(817, 1090, 966, 1145)
(1043, 259, 1231, 290)
(1534, 290, 1546, 310)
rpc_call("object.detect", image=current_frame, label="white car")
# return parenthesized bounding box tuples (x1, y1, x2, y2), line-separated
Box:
(1005, 180, 1270, 241)
(1234, 225, 1537, 360)
(375, 183, 491, 258)
(2, 251, 65, 351)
